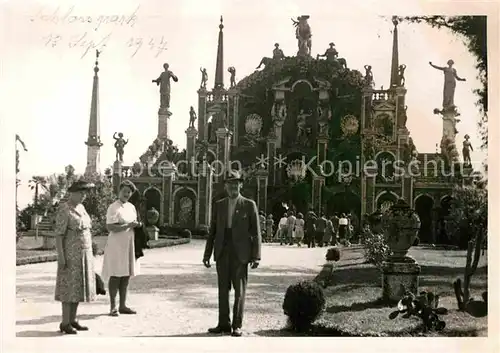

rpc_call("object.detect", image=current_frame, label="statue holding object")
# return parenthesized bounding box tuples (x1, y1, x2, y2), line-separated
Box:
(113, 132, 128, 162)
(152, 63, 179, 109)
(317, 42, 347, 69)
(292, 15, 312, 56)
(398, 64, 406, 86)
(256, 43, 285, 69)
(296, 109, 311, 144)
(364, 65, 374, 87)
(200, 67, 208, 89)
(189, 106, 197, 128)
(429, 60, 466, 109)
(462, 134, 473, 166)
(228, 66, 236, 88)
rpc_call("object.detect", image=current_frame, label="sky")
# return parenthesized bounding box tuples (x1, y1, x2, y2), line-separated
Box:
(0, 0, 488, 209)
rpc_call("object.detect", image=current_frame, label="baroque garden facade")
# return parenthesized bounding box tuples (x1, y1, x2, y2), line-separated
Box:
(111, 16, 475, 244)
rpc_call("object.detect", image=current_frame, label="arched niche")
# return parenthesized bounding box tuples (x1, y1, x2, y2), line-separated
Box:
(326, 191, 361, 220)
(144, 186, 163, 225)
(173, 187, 197, 227)
(414, 194, 435, 243)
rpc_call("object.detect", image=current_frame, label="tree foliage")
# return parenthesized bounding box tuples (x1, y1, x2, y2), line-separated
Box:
(399, 16, 487, 148)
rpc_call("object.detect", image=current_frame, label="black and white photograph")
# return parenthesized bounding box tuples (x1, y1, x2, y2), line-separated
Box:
(0, 0, 497, 351)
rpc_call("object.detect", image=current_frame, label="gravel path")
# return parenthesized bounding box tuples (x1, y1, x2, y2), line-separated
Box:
(16, 240, 326, 337)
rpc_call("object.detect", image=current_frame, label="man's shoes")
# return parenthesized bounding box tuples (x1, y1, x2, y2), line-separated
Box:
(208, 325, 232, 334)
(231, 328, 243, 337)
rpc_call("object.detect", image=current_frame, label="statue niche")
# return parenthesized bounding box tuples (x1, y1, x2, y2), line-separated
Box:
(174, 188, 196, 227)
(373, 113, 394, 138)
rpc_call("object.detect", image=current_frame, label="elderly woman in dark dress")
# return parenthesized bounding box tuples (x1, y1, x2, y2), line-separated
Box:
(54, 180, 96, 334)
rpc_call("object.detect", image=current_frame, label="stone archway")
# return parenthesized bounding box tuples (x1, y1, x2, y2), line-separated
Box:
(326, 191, 361, 225)
(415, 194, 434, 244)
(375, 191, 399, 212)
(144, 187, 162, 225)
(437, 195, 453, 245)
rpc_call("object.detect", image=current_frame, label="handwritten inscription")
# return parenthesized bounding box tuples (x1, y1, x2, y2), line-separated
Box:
(41, 32, 167, 58)
(30, 5, 140, 31)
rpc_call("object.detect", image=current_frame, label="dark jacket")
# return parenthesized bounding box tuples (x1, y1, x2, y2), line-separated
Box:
(134, 210, 149, 259)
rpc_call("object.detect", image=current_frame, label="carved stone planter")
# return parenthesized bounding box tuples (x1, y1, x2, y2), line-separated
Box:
(381, 199, 421, 302)
(146, 207, 160, 241)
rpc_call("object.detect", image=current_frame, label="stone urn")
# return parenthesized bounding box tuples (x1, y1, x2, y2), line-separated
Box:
(380, 199, 422, 303)
(146, 207, 160, 241)
(381, 199, 421, 261)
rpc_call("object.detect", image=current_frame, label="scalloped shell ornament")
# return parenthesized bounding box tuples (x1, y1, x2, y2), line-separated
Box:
(341, 115, 359, 135)
(245, 113, 263, 135)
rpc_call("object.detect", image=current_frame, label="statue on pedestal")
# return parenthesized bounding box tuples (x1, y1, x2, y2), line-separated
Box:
(152, 63, 178, 109)
(189, 106, 197, 128)
(429, 60, 466, 109)
(113, 132, 128, 162)
(364, 65, 374, 87)
(273, 43, 285, 60)
(228, 66, 236, 88)
(462, 134, 473, 166)
(317, 43, 347, 69)
(398, 64, 406, 86)
(292, 15, 312, 56)
(200, 67, 208, 89)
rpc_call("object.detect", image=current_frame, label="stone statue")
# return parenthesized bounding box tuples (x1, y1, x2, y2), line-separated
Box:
(228, 66, 236, 88)
(273, 43, 285, 60)
(462, 134, 473, 166)
(364, 65, 374, 87)
(165, 139, 175, 162)
(429, 60, 466, 109)
(319, 122, 329, 136)
(152, 63, 179, 109)
(200, 67, 208, 89)
(398, 64, 406, 86)
(113, 132, 128, 162)
(292, 15, 312, 56)
(256, 44, 285, 69)
(317, 42, 338, 61)
(189, 106, 197, 128)
(296, 109, 311, 143)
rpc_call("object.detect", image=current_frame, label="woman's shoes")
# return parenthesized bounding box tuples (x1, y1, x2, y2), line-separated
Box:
(70, 321, 89, 331)
(59, 323, 77, 334)
(109, 309, 119, 317)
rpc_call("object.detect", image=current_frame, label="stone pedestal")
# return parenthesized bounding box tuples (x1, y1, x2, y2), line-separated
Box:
(147, 226, 159, 241)
(311, 175, 325, 214)
(112, 160, 122, 195)
(158, 107, 172, 140)
(197, 159, 214, 230)
(256, 169, 268, 214)
(161, 164, 176, 225)
(215, 127, 232, 182)
(266, 137, 277, 185)
(382, 259, 421, 302)
(197, 88, 208, 140)
(185, 127, 198, 175)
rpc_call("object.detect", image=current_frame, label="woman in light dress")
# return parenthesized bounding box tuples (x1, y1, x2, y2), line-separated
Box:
(54, 180, 96, 334)
(276, 213, 288, 244)
(294, 212, 305, 246)
(101, 180, 143, 316)
(323, 217, 335, 246)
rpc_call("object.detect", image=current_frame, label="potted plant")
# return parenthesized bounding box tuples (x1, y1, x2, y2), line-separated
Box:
(146, 207, 160, 241)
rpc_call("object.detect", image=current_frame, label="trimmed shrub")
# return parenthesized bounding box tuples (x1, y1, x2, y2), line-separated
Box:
(283, 280, 326, 332)
(325, 247, 341, 262)
(362, 228, 391, 269)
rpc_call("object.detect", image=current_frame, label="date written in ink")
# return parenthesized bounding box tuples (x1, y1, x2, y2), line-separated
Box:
(41, 33, 167, 58)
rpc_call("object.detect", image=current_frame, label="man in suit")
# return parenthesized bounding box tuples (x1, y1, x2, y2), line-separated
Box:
(203, 170, 262, 337)
(315, 214, 328, 247)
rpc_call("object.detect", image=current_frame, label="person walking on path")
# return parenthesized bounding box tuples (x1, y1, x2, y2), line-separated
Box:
(54, 180, 96, 334)
(315, 214, 328, 247)
(294, 212, 305, 246)
(278, 213, 288, 245)
(265, 214, 274, 243)
(338, 213, 349, 243)
(323, 217, 334, 246)
(305, 211, 317, 248)
(203, 171, 262, 337)
(101, 180, 142, 317)
(286, 210, 296, 245)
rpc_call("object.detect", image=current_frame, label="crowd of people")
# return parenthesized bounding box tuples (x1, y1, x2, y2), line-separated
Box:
(259, 209, 357, 247)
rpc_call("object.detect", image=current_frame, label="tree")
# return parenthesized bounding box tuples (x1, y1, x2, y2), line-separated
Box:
(82, 174, 116, 236)
(28, 176, 48, 212)
(399, 16, 487, 149)
(446, 184, 487, 311)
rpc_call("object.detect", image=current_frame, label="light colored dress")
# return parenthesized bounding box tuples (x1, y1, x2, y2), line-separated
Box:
(54, 203, 96, 303)
(294, 218, 305, 241)
(101, 200, 139, 283)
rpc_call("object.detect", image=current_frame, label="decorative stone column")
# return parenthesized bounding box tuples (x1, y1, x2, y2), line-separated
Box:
(158, 107, 172, 140)
(361, 87, 373, 130)
(185, 127, 198, 176)
(215, 127, 232, 182)
(266, 135, 277, 185)
(255, 168, 268, 214)
(311, 175, 325, 213)
(197, 158, 214, 231)
(112, 160, 122, 195)
(362, 162, 377, 215)
(160, 163, 177, 225)
(401, 174, 413, 203)
(317, 134, 328, 167)
(381, 199, 421, 302)
(228, 88, 239, 146)
(197, 88, 208, 140)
